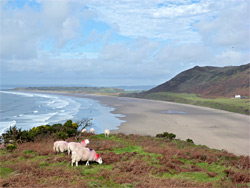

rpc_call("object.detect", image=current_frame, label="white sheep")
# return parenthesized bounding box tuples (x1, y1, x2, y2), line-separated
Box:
(81, 128, 87, 133)
(68, 139, 90, 155)
(90, 128, 95, 134)
(53, 141, 68, 153)
(104, 129, 110, 137)
(53, 141, 61, 152)
(71, 147, 102, 166)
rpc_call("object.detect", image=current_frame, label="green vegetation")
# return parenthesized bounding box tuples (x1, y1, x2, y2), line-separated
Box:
(15, 86, 127, 95)
(124, 92, 250, 115)
(5, 144, 17, 152)
(156, 131, 176, 140)
(0, 124, 249, 187)
(1, 119, 92, 145)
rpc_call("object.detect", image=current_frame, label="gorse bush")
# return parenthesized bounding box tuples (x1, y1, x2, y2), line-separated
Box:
(56, 132, 68, 140)
(156, 132, 176, 140)
(6, 143, 17, 152)
(1, 119, 93, 144)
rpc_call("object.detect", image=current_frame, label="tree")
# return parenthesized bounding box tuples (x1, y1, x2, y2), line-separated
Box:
(77, 118, 93, 131)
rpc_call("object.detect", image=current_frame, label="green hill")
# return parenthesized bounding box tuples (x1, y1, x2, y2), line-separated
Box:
(147, 63, 250, 97)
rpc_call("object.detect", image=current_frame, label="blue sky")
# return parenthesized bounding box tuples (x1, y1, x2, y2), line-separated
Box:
(0, 0, 249, 87)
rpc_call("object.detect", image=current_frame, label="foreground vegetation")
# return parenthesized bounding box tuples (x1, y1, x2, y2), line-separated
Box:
(0, 123, 249, 187)
(121, 92, 250, 115)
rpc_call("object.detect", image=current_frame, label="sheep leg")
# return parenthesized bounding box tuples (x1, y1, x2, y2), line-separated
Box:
(76, 161, 78, 167)
(86, 161, 89, 166)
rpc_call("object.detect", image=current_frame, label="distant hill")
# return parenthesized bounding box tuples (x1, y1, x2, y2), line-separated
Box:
(147, 63, 250, 97)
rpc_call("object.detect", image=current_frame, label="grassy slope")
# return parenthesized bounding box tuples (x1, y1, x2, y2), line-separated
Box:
(124, 92, 250, 115)
(1, 133, 249, 187)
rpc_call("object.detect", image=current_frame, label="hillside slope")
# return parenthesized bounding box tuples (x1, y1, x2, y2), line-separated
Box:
(147, 63, 250, 97)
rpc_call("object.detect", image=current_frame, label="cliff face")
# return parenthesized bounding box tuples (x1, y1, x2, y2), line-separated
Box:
(147, 63, 250, 97)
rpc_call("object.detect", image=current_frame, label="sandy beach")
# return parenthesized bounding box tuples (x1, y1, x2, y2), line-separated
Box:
(66, 93, 249, 156)
(22, 90, 250, 156)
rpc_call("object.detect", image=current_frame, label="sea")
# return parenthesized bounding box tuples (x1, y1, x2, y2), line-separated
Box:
(0, 87, 125, 135)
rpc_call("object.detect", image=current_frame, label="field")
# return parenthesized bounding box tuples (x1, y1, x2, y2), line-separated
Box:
(1, 133, 249, 187)
(127, 92, 250, 115)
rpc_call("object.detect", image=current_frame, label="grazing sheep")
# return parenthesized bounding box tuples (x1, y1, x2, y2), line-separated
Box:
(53, 141, 61, 152)
(104, 129, 110, 137)
(71, 147, 102, 166)
(90, 128, 95, 134)
(68, 139, 90, 155)
(53, 141, 68, 153)
(81, 128, 87, 133)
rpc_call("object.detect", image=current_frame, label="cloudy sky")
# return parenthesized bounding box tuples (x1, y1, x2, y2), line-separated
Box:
(0, 0, 249, 87)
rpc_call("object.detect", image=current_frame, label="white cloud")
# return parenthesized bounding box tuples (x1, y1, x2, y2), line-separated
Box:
(214, 50, 250, 66)
(0, 0, 84, 60)
(195, 0, 250, 50)
(1, 0, 249, 86)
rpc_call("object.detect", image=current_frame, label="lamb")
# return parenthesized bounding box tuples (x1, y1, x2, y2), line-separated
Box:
(90, 128, 95, 134)
(68, 139, 90, 155)
(71, 147, 102, 166)
(53, 141, 68, 153)
(104, 129, 110, 137)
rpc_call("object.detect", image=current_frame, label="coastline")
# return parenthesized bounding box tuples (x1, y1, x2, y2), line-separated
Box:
(13, 90, 250, 156)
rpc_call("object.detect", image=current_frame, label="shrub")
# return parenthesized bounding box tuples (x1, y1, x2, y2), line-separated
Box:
(1, 120, 83, 143)
(6, 144, 17, 152)
(2, 126, 22, 143)
(186, 138, 194, 144)
(168, 133, 176, 140)
(156, 132, 176, 140)
(56, 132, 68, 140)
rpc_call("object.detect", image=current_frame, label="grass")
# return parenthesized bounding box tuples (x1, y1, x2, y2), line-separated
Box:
(133, 92, 250, 115)
(0, 133, 249, 187)
(0, 166, 13, 178)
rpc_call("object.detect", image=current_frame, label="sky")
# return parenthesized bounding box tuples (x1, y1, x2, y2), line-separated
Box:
(0, 0, 249, 87)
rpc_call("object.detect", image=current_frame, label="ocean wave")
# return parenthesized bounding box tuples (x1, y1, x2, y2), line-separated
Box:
(46, 98, 69, 109)
(17, 112, 58, 123)
(0, 91, 34, 97)
(0, 120, 16, 135)
(1, 92, 125, 134)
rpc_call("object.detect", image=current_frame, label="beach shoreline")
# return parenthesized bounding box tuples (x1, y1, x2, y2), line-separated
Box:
(14, 90, 250, 156)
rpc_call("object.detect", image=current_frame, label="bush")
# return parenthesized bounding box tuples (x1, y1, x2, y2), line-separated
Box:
(186, 138, 194, 144)
(168, 133, 176, 140)
(6, 144, 17, 152)
(56, 132, 68, 140)
(1, 120, 82, 144)
(2, 126, 22, 143)
(156, 132, 176, 140)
